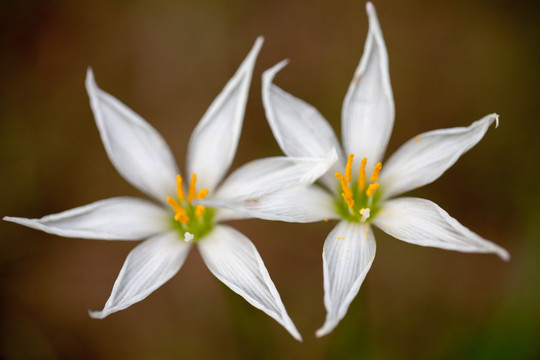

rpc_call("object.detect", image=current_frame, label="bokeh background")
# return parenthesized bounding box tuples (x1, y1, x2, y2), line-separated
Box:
(1, 0, 539, 359)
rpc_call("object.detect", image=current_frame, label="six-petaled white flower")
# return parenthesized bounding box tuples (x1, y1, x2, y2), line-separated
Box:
(213, 3, 509, 337)
(3, 38, 338, 341)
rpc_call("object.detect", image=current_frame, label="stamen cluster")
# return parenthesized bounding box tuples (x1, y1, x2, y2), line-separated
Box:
(166, 174, 214, 241)
(334, 154, 382, 223)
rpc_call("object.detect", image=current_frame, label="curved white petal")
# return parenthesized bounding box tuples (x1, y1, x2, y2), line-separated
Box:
(214, 208, 250, 222)
(262, 60, 345, 188)
(317, 221, 376, 337)
(90, 231, 191, 318)
(198, 225, 302, 341)
(341, 2, 394, 171)
(214, 150, 337, 200)
(373, 197, 509, 260)
(186, 37, 263, 192)
(207, 185, 337, 223)
(379, 114, 498, 199)
(86, 70, 179, 204)
(3, 197, 168, 240)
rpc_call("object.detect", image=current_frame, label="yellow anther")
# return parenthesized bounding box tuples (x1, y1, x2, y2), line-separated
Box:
(366, 183, 380, 197)
(370, 162, 382, 183)
(335, 172, 353, 207)
(176, 175, 185, 202)
(342, 192, 355, 209)
(174, 211, 190, 224)
(197, 189, 209, 200)
(345, 154, 354, 183)
(335, 172, 352, 195)
(195, 205, 205, 218)
(188, 173, 197, 203)
(167, 197, 190, 224)
(358, 157, 367, 190)
(166, 197, 183, 214)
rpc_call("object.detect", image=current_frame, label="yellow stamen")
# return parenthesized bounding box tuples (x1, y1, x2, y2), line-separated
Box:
(166, 196, 183, 214)
(335, 172, 351, 196)
(335, 171, 354, 206)
(341, 192, 355, 209)
(197, 189, 209, 200)
(358, 157, 367, 190)
(188, 173, 197, 203)
(167, 197, 190, 223)
(175, 211, 190, 224)
(366, 183, 380, 197)
(195, 205, 205, 218)
(345, 154, 354, 183)
(370, 162, 382, 183)
(176, 175, 185, 202)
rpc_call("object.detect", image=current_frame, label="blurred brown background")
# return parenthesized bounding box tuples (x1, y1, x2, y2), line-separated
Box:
(1, 0, 539, 359)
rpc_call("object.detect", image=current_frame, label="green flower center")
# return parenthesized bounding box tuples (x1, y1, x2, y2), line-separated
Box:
(166, 173, 215, 242)
(334, 154, 383, 223)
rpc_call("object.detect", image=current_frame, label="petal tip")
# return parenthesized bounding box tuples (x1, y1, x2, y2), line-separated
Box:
(85, 67, 95, 86)
(492, 113, 500, 128)
(290, 328, 303, 342)
(497, 248, 510, 262)
(263, 60, 289, 84)
(246, 36, 264, 63)
(85, 68, 99, 97)
(3, 216, 30, 226)
(88, 309, 107, 319)
(254, 35, 264, 48)
(315, 323, 333, 338)
(366, 1, 375, 13)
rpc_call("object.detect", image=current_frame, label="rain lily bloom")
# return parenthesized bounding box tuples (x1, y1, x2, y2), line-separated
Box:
(3, 38, 336, 341)
(217, 3, 510, 337)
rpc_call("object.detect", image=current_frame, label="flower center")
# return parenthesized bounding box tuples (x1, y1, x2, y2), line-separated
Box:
(166, 173, 215, 242)
(334, 154, 382, 223)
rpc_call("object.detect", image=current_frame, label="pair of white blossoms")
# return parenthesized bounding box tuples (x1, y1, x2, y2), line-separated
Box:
(5, 3, 509, 340)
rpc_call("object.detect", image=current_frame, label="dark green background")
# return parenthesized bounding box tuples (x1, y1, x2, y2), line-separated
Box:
(1, 0, 538, 359)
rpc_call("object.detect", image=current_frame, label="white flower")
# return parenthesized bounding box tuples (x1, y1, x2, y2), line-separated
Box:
(216, 3, 510, 337)
(3, 38, 336, 341)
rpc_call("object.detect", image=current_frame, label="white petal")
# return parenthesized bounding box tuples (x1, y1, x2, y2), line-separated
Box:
(186, 37, 263, 192)
(86, 69, 179, 204)
(3, 197, 168, 240)
(198, 225, 302, 341)
(317, 221, 376, 337)
(213, 150, 337, 200)
(341, 2, 394, 171)
(214, 208, 249, 222)
(262, 60, 345, 188)
(373, 197, 509, 260)
(379, 114, 498, 199)
(208, 185, 338, 223)
(90, 231, 191, 318)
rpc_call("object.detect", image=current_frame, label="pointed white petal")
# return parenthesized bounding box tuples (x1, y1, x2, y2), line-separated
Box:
(198, 225, 302, 341)
(262, 60, 345, 188)
(374, 197, 509, 260)
(379, 114, 498, 199)
(317, 221, 376, 337)
(4, 197, 168, 240)
(208, 185, 338, 223)
(86, 70, 179, 204)
(214, 208, 250, 222)
(90, 231, 191, 318)
(341, 2, 394, 171)
(213, 150, 337, 200)
(186, 37, 263, 192)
